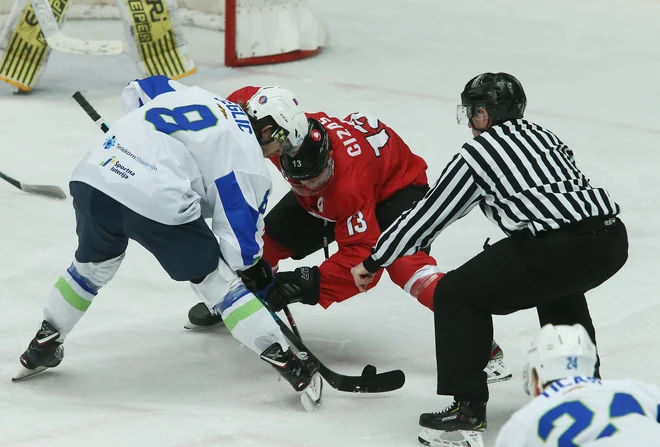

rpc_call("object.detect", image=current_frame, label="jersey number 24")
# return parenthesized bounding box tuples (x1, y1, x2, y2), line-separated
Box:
(538, 392, 646, 446)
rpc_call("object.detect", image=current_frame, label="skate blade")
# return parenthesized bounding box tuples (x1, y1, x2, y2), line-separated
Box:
(12, 365, 49, 382)
(418, 427, 485, 447)
(183, 320, 225, 331)
(486, 372, 513, 384)
(300, 373, 323, 412)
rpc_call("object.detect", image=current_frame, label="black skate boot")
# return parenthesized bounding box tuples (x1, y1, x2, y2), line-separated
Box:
(418, 400, 487, 447)
(260, 343, 323, 411)
(13, 320, 64, 382)
(184, 302, 223, 330)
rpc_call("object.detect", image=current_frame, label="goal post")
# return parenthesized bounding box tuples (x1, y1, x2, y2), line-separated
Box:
(0, 0, 325, 90)
(224, 0, 324, 67)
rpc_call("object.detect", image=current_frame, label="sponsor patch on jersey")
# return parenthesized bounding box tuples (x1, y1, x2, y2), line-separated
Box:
(99, 157, 136, 180)
(311, 129, 322, 142)
(102, 138, 158, 172)
(103, 136, 117, 150)
(258, 95, 268, 104)
(216, 104, 229, 120)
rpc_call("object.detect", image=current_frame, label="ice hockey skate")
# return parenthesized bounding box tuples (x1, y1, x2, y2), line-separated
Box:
(260, 342, 323, 411)
(184, 302, 223, 330)
(13, 320, 64, 382)
(485, 342, 512, 384)
(418, 400, 486, 447)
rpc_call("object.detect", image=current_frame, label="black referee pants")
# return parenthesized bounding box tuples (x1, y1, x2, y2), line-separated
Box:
(433, 217, 628, 399)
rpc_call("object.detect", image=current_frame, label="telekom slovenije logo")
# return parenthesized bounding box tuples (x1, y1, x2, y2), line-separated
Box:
(103, 135, 116, 150)
(100, 156, 116, 167)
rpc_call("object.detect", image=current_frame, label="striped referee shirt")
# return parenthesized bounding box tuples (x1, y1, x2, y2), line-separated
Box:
(362, 119, 620, 271)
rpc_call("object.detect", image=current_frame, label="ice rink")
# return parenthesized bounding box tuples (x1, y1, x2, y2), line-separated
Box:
(1, 0, 659, 445)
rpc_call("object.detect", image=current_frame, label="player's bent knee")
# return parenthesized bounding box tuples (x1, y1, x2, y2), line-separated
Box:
(189, 261, 238, 309)
(71, 253, 125, 289)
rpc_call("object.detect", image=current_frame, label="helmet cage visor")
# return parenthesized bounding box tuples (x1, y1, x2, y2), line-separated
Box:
(270, 126, 303, 157)
(285, 158, 335, 196)
(456, 104, 487, 125)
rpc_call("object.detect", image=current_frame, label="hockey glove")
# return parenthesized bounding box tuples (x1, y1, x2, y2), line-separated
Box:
(265, 266, 321, 312)
(237, 258, 273, 294)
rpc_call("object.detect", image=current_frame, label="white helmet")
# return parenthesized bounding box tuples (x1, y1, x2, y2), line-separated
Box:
(245, 86, 307, 156)
(523, 324, 598, 396)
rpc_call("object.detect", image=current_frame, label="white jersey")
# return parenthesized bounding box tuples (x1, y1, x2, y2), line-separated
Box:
(582, 415, 660, 447)
(71, 76, 271, 271)
(495, 376, 660, 447)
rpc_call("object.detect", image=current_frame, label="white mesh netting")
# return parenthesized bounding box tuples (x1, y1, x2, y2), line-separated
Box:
(0, 0, 298, 31)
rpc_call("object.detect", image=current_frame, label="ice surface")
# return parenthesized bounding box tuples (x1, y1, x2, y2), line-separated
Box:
(1, 0, 659, 445)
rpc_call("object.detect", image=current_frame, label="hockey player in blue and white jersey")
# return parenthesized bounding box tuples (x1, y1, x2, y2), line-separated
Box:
(13, 76, 322, 409)
(495, 324, 660, 446)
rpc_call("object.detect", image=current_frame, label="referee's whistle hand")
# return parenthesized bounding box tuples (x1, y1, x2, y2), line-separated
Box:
(351, 263, 375, 292)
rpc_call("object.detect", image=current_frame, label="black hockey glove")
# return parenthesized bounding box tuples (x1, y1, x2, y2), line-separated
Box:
(237, 258, 273, 293)
(264, 266, 321, 312)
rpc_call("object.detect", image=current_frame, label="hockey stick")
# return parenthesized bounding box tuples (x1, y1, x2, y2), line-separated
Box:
(323, 220, 330, 260)
(72, 91, 110, 133)
(0, 170, 67, 199)
(31, 0, 124, 55)
(276, 308, 405, 393)
(283, 305, 302, 339)
(279, 187, 405, 391)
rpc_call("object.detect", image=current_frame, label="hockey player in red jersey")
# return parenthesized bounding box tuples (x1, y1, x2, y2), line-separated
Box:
(187, 86, 511, 382)
(203, 86, 443, 309)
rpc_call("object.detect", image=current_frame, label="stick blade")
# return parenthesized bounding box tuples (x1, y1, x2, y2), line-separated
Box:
(319, 363, 406, 393)
(20, 184, 67, 199)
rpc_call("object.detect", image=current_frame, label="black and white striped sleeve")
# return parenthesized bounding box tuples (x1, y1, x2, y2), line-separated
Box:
(362, 152, 482, 272)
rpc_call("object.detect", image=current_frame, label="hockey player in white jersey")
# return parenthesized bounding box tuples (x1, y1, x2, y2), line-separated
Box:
(13, 76, 321, 409)
(495, 324, 660, 446)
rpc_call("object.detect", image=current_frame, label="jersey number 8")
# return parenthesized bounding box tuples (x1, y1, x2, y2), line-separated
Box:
(145, 104, 218, 135)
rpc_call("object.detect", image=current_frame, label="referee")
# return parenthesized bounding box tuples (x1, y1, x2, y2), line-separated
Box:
(350, 72, 628, 443)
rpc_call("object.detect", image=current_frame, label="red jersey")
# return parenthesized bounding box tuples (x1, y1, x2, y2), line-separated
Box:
(226, 86, 430, 307)
(272, 111, 428, 303)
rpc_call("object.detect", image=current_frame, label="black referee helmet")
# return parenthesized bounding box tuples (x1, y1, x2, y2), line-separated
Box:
(459, 72, 527, 123)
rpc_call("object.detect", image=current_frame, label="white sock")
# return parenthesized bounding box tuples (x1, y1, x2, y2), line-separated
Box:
(44, 263, 99, 340)
(215, 286, 289, 354)
(190, 263, 290, 355)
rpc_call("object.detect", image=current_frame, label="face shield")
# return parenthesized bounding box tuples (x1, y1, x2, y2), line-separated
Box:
(271, 126, 303, 157)
(285, 158, 335, 197)
(456, 104, 487, 125)
(456, 105, 472, 125)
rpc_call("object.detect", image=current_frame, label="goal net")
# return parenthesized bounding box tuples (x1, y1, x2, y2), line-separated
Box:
(0, 0, 325, 67)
